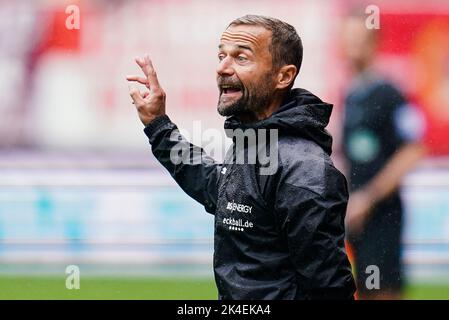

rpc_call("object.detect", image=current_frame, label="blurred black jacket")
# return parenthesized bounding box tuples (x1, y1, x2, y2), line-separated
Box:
(144, 88, 356, 300)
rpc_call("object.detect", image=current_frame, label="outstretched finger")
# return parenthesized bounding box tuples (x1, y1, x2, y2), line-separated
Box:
(135, 54, 161, 92)
(126, 75, 149, 87)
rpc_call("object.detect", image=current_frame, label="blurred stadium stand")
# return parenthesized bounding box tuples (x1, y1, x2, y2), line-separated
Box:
(0, 151, 214, 277)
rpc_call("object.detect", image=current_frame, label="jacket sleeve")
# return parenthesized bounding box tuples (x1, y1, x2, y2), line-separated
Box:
(273, 164, 354, 298)
(144, 115, 221, 214)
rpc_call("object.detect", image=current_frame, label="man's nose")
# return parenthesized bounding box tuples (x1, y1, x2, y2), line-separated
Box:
(216, 57, 234, 77)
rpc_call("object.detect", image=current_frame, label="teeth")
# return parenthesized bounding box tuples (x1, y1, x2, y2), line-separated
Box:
(220, 85, 241, 94)
(221, 86, 239, 90)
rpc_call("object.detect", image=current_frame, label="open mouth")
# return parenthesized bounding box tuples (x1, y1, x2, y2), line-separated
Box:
(220, 85, 243, 97)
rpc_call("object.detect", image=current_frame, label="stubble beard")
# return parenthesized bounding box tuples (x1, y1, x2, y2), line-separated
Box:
(217, 75, 274, 118)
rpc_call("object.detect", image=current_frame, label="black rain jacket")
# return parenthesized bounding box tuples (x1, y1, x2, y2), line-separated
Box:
(144, 88, 356, 300)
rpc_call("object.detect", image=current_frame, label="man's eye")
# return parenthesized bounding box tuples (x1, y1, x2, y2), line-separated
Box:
(237, 55, 247, 62)
(218, 54, 225, 61)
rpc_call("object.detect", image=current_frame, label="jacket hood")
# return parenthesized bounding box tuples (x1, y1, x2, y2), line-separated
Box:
(223, 88, 334, 155)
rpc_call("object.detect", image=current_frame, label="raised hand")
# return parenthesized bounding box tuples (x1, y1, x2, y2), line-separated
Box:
(127, 54, 166, 126)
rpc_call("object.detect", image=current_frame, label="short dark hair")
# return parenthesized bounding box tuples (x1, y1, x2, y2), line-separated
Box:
(227, 15, 303, 81)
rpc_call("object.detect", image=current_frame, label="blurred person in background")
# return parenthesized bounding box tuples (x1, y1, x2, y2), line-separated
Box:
(0, 2, 42, 147)
(341, 13, 426, 300)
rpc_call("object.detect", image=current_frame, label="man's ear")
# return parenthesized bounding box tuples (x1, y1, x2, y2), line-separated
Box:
(275, 65, 297, 90)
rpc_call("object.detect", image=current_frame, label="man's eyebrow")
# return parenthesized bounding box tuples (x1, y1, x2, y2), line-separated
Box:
(218, 43, 254, 53)
(237, 44, 253, 52)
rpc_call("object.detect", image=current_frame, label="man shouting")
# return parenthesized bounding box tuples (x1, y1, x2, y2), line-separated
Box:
(127, 15, 355, 300)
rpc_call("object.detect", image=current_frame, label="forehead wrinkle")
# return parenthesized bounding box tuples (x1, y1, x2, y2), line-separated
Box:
(220, 30, 262, 49)
(221, 30, 260, 43)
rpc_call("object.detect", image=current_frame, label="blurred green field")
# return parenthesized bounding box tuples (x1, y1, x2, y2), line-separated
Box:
(0, 276, 448, 300)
